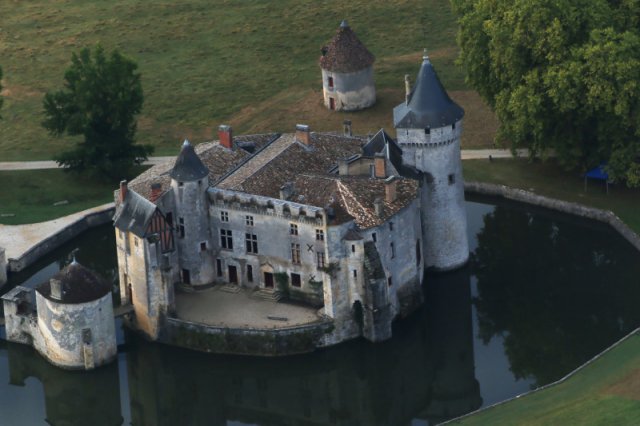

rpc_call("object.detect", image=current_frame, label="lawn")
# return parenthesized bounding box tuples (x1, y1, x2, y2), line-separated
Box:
(0, 169, 115, 225)
(0, 0, 496, 161)
(464, 158, 640, 234)
(452, 331, 640, 425)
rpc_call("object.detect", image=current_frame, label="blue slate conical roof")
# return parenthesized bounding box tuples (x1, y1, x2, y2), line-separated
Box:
(393, 52, 464, 129)
(170, 140, 209, 181)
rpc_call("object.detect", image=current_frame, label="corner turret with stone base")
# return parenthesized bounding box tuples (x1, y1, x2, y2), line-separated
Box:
(170, 140, 215, 287)
(393, 50, 469, 271)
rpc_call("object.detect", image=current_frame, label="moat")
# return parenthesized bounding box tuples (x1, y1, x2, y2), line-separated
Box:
(1, 195, 639, 425)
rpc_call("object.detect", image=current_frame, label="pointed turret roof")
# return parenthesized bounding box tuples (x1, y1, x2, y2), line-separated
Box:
(319, 20, 375, 73)
(393, 51, 464, 129)
(170, 140, 209, 181)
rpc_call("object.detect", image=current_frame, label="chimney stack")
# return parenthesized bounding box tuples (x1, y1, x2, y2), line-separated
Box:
(338, 158, 349, 176)
(343, 120, 352, 137)
(296, 124, 311, 146)
(119, 180, 128, 203)
(373, 198, 384, 218)
(279, 182, 294, 200)
(374, 153, 386, 179)
(404, 74, 411, 104)
(218, 125, 233, 149)
(150, 183, 162, 202)
(385, 176, 398, 203)
(50, 278, 63, 301)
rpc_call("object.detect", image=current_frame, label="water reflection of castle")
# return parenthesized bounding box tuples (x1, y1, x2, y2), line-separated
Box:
(5, 267, 481, 425)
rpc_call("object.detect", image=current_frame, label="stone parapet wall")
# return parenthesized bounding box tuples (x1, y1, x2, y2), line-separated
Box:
(465, 182, 640, 251)
(161, 317, 335, 356)
(7, 205, 115, 272)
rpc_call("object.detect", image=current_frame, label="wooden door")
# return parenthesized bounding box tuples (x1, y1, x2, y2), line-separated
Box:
(264, 272, 274, 288)
(228, 265, 238, 284)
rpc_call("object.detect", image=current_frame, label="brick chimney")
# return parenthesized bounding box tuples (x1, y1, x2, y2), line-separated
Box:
(119, 180, 128, 203)
(374, 153, 386, 179)
(343, 120, 352, 137)
(385, 176, 397, 203)
(50, 278, 63, 300)
(150, 183, 162, 202)
(218, 125, 233, 149)
(296, 124, 311, 146)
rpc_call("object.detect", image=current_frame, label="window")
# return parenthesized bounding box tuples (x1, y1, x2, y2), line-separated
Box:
(291, 243, 301, 264)
(316, 229, 324, 241)
(178, 182, 184, 187)
(290, 223, 298, 236)
(416, 239, 421, 267)
(246, 215, 254, 226)
(372, 233, 377, 243)
(388, 276, 393, 287)
(452, 122, 456, 130)
(245, 233, 258, 254)
(353, 269, 357, 278)
(179, 217, 185, 239)
(328, 76, 334, 88)
(390, 242, 395, 259)
(216, 259, 223, 277)
(221, 211, 229, 222)
(291, 273, 302, 288)
(134, 237, 139, 247)
(389, 222, 394, 231)
(316, 251, 326, 268)
(424, 128, 430, 134)
(165, 212, 173, 226)
(220, 229, 233, 250)
(200, 241, 207, 251)
(247, 265, 253, 282)
(448, 174, 456, 185)
(351, 245, 356, 253)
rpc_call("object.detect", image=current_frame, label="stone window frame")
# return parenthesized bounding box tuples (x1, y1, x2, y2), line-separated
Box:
(290, 223, 299, 236)
(220, 229, 233, 250)
(246, 215, 254, 227)
(291, 272, 302, 288)
(291, 243, 301, 264)
(316, 229, 324, 241)
(390, 242, 395, 259)
(316, 251, 326, 268)
(221, 211, 229, 222)
(245, 233, 258, 254)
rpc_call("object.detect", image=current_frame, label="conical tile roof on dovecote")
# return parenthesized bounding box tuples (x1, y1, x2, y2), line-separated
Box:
(319, 20, 375, 73)
(393, 51, 464, 129)
(170, 140, 209, 182)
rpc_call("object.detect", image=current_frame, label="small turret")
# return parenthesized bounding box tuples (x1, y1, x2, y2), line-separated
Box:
(171, 140, 214, 286)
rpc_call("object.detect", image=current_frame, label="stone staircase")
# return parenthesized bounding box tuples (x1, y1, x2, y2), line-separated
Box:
(218, 284, 242, 294)
(252, 288, 283, 302)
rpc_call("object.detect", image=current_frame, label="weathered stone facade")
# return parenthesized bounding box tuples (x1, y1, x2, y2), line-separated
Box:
(2, 262, 117, 370)
(112, 53, 469, 355)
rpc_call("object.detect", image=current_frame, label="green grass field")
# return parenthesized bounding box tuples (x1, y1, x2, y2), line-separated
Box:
(453, 332, 640, 425)
(0, 0, 497, 161)
(463, 158, 640, 234)
(0, 169, 115, 224)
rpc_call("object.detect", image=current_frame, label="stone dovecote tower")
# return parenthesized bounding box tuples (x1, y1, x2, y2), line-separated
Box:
(319, 20, 376, 111)
(393, 50, 469, 271)
(171, 140, 214, 286)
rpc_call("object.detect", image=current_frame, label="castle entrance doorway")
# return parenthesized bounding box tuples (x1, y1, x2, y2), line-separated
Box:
(264, 272, 274, 288)
(228, 265, 238, 284)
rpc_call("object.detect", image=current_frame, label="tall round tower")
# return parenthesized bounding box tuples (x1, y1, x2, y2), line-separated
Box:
(393, 50, 469, 271)
(319, 20, 376, 111)
(171, 140, 214, 286)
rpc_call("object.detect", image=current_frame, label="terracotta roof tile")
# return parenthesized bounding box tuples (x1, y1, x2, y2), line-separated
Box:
(319, 22, 375, 73)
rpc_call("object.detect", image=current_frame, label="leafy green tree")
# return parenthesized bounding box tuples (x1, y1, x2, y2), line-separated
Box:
(452, 0, 640, 186)
(43, 46, 152, 180)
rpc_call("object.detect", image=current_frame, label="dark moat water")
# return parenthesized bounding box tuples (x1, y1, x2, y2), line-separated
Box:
(1, 196, 639, 425)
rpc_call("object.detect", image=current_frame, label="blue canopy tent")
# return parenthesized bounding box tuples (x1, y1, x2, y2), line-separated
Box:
(584, 165, 610, 194)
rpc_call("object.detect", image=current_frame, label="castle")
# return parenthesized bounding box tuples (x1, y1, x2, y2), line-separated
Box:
(110, 50, 469, 354)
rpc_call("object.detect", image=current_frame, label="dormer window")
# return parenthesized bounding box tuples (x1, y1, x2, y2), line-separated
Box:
(424, 128, 430, 134)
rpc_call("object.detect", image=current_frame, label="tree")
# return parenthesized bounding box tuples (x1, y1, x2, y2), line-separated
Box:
(43, 46, 153, 180)
(452, 0, 640, 186)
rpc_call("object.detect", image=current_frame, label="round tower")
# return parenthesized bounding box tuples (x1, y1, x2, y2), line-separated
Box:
(319, 20, 376, 111)
(34, 261, 117, 370)
(171, 140, 214, 286)
(393, 50, 469, 271)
